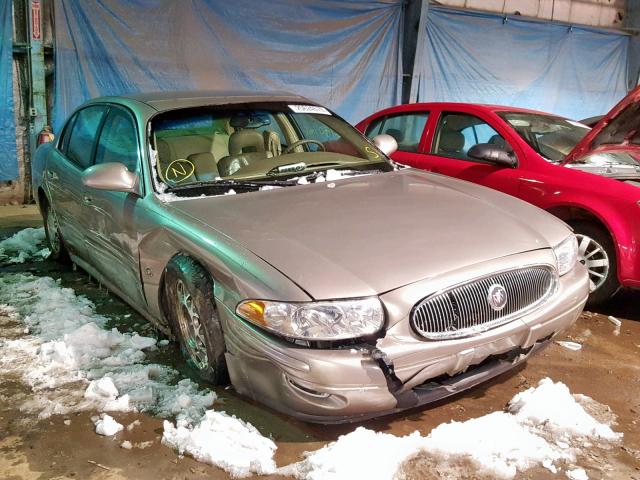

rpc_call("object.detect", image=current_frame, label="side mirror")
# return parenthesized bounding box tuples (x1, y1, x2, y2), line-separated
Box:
(372, 134, 398, 156)
(82, 162, 140, 194)
(468, 143, 517, 168)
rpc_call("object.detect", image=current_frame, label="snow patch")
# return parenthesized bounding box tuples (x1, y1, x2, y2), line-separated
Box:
(285, 378, 621, 480)
(162, 410, 277, 478)
(508, 378, 621, 441)
(0, 227, 50, 264)
(0, 273, 213, 424)
(94, 414, 123, 436)
(567, 467, 589, 480)
(280, 427, 426, 480)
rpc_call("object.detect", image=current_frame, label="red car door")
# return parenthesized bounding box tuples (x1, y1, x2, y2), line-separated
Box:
(361, 107, 431, 168)
(415, 107, 523, 197)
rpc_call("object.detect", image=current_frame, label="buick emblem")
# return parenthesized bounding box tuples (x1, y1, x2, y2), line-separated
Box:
(487, 284, 508, 311)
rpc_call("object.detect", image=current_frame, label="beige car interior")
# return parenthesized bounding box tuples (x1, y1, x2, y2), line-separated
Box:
(155, 115, 290, 183)
(434, 113, 509, 160)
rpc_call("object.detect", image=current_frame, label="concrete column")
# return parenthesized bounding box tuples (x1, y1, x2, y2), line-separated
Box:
(625, 2, 640, 89)
(402, 0, 426, 104)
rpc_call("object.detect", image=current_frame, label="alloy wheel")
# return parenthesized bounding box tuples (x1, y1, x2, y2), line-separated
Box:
(46, 209, 62, 255)
(576, 233, 610, 292)
(175, 279, 209, 370)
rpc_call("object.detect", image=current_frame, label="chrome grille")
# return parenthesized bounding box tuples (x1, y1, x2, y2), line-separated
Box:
(411, 266, 556, 340)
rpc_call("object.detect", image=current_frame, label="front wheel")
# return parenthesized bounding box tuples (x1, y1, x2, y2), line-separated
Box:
(42, 200, 69, 262)
(164, 255, 228, 384)
(569, 220, 619, 306)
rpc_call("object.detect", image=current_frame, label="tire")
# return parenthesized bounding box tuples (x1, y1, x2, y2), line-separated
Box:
(42, 200, 69, 263)
(568, 220, 619, 306)
(164, 254, 228, 384)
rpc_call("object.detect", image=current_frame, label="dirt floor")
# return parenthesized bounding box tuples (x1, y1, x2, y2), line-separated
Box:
(0, 205, 639, 480)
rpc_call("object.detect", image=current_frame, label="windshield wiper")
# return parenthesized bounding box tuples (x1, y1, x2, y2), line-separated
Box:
(164, 178, 297, 193)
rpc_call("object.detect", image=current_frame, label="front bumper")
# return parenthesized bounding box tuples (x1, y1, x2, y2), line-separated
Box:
(221, 260, 589, 423)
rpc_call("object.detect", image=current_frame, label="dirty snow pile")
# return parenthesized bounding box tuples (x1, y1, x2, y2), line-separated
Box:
(0, 227, 49, 264)
(162, 410, 278, 478)
(281, 378, 622, 480)
(0, 273, 213, 423)
(0, 272, 280, 478)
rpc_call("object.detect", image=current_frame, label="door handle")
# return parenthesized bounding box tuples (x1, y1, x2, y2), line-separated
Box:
(83, 195, 92, 205)
(47, 170, 59, 181)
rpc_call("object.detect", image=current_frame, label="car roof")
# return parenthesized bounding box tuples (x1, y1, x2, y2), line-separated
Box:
(408, 102, 564, 117)
(90, 90, 316, 112)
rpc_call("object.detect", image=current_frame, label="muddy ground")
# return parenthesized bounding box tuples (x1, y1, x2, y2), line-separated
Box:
(0, 206, 639, 480)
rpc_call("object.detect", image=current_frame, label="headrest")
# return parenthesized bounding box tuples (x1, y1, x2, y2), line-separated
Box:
(229, 130, 266, 155)
(385, 128, 404, 143)
(439, 130, 465, 153)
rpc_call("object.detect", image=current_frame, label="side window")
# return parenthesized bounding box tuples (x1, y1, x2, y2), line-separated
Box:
(57, 113, 78, 154)
(66, 105, 108, 169)
(95, 107, 140, 172)
(433, 112, 510, 160)
(364, 113, 429, 153)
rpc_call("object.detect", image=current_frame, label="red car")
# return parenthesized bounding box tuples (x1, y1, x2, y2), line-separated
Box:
(357, 87, 640, 305)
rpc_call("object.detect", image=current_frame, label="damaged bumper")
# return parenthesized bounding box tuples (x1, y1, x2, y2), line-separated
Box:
(221, 259, 589, 424)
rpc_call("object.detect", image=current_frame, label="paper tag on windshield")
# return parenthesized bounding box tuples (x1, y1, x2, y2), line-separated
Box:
(567, 120, 590, 129)
(289, 104, 331, 115)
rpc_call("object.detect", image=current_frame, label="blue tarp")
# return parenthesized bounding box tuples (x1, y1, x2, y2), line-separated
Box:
(53, 0, 403, 130)
(0, 0, 17, 181)
(411, 7, 629, 120)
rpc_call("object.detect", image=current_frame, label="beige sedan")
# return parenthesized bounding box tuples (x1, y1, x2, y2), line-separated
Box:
(31, 91, 589, 422)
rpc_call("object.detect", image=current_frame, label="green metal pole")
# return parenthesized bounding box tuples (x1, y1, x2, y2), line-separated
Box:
(28, 0, 47, 151)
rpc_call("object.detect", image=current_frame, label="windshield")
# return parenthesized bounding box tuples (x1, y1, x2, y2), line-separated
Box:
(149, 102, 391, 193)
(498, 111, 590, 162)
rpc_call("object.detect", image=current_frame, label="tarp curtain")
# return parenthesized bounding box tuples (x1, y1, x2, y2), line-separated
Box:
(0, 0, 17, 181)
(53, 0, 403, 130)
(411, 6, 629, 120)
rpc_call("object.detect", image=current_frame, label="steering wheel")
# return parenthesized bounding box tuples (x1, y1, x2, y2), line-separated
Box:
(283, 139, 326, 154)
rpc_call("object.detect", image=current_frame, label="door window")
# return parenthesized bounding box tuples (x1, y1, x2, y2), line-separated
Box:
(433, 112, 511, 160)
(66, 105, 108, 169)
(365, 112, 429, 152)
(57, 113, 78, 155)
(95, 107, 140, 172)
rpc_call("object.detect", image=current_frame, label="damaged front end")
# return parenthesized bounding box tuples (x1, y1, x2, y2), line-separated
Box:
(216, 249, 589, 424)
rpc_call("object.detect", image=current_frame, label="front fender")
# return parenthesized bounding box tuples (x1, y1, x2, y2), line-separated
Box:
(544, 197, 640, 286)
(137, 201, 311, 328)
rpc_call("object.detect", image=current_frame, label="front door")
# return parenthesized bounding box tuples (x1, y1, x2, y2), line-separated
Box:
(421, 111, 521, 197)
(81, 105, 147, 306)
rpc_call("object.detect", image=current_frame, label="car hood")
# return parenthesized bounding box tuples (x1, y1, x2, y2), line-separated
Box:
(564, 86, 640, 164)
(166, 170, 569, 299)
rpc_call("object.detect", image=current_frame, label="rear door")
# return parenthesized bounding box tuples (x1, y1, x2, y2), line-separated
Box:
(419, 110, 521, 196)
(47, 105, 108, 259)
(81, 104, 146, 306)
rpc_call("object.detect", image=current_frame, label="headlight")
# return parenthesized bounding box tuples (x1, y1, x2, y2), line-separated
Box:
(236, 297, 384, 341)
(553, 235, 579, 276)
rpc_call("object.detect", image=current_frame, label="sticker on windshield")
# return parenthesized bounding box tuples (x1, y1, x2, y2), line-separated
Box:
(507, 119, 531, 127)
(567, 120, 590, 129)
(289, 104, 332, 115)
